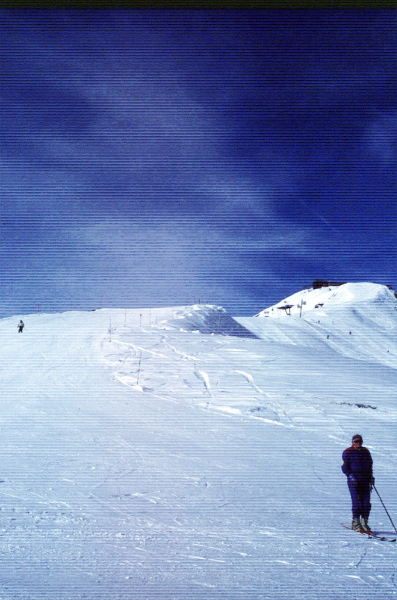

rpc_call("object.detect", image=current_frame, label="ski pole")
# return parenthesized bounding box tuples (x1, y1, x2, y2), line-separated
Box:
(373, 485, 397, 533)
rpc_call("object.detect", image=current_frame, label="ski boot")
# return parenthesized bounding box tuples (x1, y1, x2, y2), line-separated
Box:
(352, 518, 361, 532)
(360, 517, 372, 534)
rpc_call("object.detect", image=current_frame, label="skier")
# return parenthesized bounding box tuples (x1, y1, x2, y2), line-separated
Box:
(17, 320, 24, 333)
(341, 434, 374, 534)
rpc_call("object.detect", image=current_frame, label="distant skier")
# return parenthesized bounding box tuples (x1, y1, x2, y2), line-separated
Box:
(341, 434, 374, 533)
(17, 320, 24, 333)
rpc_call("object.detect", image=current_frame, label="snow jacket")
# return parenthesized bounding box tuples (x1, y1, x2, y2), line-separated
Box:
(341, 446, 373, 483)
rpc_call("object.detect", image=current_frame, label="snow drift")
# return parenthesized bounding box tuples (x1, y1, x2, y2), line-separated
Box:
(153, 304, 258, 337)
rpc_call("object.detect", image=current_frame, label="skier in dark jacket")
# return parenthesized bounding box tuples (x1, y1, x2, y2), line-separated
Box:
(17, 320, 24, 333)
(341, 434, 374, 533)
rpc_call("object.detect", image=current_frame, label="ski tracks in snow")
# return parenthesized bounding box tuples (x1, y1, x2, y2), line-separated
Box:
(161, 335, 204, 362)
(103, 331, 296, 426)
(194, 370, 212, 397)
(235, 370, 263, 393)
(101, 326, 391, 441)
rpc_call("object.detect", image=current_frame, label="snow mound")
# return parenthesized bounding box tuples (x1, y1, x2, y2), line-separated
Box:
(156, 304, 258, 338)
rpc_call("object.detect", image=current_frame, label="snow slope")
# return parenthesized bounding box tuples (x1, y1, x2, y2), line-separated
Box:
(0, 296, 396, 600)
(238, 283, 397, 369)
(254, 282, 395, 316)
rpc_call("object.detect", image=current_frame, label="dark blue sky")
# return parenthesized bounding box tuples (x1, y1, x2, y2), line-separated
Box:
(1, 10, 396, 317)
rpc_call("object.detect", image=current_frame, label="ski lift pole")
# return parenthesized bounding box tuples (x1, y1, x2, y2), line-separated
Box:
(373, 485, 397, 533)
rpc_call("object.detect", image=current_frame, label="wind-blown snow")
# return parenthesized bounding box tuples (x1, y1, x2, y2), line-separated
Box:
(0, 286, 396, 599)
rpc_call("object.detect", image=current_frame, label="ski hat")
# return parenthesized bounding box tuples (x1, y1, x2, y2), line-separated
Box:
(352, 434, 363, 442)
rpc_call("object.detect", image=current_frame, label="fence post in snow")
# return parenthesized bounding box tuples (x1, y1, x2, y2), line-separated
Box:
(136, 351, 142, 386)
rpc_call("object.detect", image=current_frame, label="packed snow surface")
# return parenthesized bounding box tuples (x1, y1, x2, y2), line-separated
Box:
(1, 287, 396, 600)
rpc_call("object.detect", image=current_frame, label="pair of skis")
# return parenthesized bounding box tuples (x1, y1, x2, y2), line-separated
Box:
(341, 523, 396, 542)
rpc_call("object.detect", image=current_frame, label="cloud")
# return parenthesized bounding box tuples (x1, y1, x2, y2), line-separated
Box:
(363, 112, 397, 167)
(59, 212, 316, 308)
